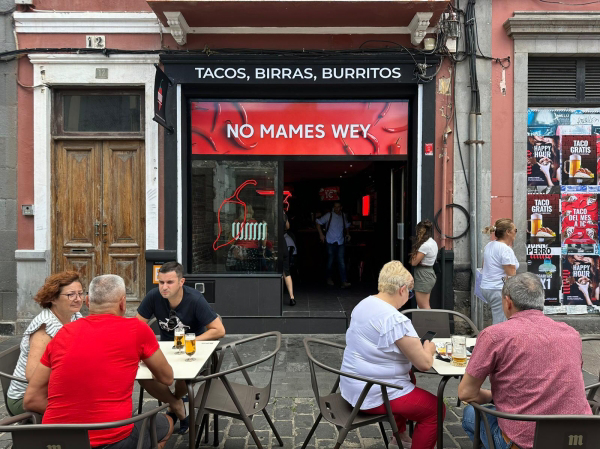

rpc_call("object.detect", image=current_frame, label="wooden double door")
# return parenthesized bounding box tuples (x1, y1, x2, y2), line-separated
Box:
(53, 140, 145, 300)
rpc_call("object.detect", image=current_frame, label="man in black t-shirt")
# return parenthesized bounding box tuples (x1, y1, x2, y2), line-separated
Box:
(136, 262, 225, 431)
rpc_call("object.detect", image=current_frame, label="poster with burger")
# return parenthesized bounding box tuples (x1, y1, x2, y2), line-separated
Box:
(561, 135, 596, 185)
(561, 193, 598, 254)
(562, 255, 600, 306)
(526, 194, 559, 254)
(527, 136, 560, 193)
(527, 256, 561, 305)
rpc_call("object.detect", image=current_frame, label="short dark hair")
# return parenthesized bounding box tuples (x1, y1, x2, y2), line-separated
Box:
(159, 262, 184, 279)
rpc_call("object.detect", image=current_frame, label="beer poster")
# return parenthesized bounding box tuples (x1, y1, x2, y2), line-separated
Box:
(561, 135, 596, 185)
(561, 193, 598, 253)
(527, 256, 561, 305)
(561, 255, 600, 306)
(527, 136, 560, 193)
(526, 194, 560, 255)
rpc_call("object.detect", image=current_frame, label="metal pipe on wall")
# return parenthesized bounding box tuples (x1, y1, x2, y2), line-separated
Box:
(468, 112, 479, 326)
(475, 113, 484, 327)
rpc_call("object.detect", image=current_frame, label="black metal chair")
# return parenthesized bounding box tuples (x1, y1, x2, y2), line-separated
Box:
(0, 404, 168, 449)
(302, 337, 404, 449)
(401, 308, 479, 338)
(586, 381, 600, 415)
(581, 335, 600, 403)
(470, 401, 600, 449)
(191, 331, 282, 449)
(0, 345, 27, 417)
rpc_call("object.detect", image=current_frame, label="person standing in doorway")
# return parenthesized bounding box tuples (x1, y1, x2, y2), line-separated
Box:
(316, 201, 352, 288)
(480, 219, 519, 325)
(409, 220, 438, 309)
(283, 209, 296, 306)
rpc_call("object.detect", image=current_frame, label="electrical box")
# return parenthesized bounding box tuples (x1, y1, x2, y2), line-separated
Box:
(22, 205, 34, 216)
(15, 0, 34, 4)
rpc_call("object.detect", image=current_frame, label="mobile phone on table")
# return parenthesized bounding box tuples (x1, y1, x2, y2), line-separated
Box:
(420, 331, 436, 344)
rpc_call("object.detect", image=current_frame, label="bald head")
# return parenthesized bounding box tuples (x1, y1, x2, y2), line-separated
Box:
(88, 275, 126, 314)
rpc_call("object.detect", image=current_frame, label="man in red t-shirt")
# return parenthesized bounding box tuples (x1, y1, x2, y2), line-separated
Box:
(25, 274, 175, 449)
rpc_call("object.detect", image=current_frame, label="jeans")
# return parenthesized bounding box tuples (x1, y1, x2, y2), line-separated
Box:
(462, 405, 511, 449)
(481, 288, 507, 325)
(326, 242, 347, 283)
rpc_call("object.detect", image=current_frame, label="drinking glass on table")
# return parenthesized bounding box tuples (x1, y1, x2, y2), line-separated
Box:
(451, 335, 467, 367)
(185, 333, 196, 361)
(174, 328, 185, 354)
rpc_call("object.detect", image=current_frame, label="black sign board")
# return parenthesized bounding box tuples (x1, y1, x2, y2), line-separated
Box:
(153, 64, 173, 133)
(162, 60, 426, 85)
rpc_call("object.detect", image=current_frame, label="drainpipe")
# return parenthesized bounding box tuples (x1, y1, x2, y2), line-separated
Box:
(440, 130, 450, 309)
(469, 112, 479, 326)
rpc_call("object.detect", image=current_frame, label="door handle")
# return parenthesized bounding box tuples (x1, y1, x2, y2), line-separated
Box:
(103, 223, 108, 236)
(94, 222, 100, 236)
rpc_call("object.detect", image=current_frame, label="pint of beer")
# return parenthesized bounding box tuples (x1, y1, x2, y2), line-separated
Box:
(185, 333, 196, 361)
(174, 328, 185, 354)
(564, 154, 582, 177)
(451, 336, 467, 367)
(530, 213, 542, 236)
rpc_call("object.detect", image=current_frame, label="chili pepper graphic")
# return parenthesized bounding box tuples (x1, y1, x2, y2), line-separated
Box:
(234, 102, 249, 124)
(212, 102, 221, 132)
(374, 102, 391, 125)
(389, 136, 403, 155)
(224, 120, 258, 149)
(213, 179, 258, 251)
(340, 137, 354, 155)
(383, 124, 408, 133)
(365, 132, 380, 155)
(191, 125, 218, 152)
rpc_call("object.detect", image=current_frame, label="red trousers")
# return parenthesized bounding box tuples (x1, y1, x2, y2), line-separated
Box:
(363, 384, 444, 449)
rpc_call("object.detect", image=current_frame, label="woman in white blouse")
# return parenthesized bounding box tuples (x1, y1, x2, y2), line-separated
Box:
(409, 220, 438, 309)
(340, 261, 443, 449)
(481, 218, 519, 324)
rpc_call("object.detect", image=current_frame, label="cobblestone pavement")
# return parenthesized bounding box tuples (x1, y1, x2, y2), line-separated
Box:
(0, 334, 598, 449)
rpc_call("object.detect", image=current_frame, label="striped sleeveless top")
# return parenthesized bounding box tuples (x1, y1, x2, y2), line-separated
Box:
(7, 308, 82, 400)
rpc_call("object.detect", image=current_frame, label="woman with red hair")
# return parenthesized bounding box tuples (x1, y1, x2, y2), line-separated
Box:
(6, 271, 84, 415)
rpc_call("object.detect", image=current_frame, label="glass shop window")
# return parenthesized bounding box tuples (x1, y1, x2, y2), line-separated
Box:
(190, 160, 279, 274)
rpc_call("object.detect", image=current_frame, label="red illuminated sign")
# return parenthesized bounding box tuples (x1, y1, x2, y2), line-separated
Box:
(362, 195, 371, 216)
(191, 101, 409, 156)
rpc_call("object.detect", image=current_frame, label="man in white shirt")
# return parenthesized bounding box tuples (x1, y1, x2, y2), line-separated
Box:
(316, 202, 352, 288)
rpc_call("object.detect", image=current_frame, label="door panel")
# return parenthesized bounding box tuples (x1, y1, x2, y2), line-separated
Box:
(54, 141, 102, 278)
(54, 140, 145, 300)
(102, 141, 145, 299)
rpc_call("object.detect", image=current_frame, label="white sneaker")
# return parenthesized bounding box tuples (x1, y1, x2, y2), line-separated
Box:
(388, 437, 400, 449)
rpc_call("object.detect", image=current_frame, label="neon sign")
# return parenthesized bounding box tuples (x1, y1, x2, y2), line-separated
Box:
(213, 181, 293, 250)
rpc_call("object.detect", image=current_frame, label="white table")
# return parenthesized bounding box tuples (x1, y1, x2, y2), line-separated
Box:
(428, 337, 477, 448)
(136, 340, 219, 449)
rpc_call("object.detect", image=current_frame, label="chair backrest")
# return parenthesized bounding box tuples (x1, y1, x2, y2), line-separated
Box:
(581, 335, 600, 401)
(147, 317, 161, 336)
(401, 309, 479, 338)
(471, 402, 600, 449)
(0, 345, 24, 413)
(0, 405, 168, 449)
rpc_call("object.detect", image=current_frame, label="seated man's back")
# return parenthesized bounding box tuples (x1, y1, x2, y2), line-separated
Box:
(41, 313, 159, 447)
(462, 273, 592, 449)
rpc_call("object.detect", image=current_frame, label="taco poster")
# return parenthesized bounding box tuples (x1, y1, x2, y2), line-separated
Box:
(561, 193, 598, 251)
(561, 135, 596, 185)
(526, 194, 560, 255)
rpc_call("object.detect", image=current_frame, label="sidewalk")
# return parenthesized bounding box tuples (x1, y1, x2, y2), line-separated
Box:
(0, 334, 598, 449)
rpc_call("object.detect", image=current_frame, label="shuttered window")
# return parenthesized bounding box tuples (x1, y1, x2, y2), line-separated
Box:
(528, 58, 600, 105)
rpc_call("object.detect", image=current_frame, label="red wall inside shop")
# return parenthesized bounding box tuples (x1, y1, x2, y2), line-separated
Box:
(490, 0, 600, 224)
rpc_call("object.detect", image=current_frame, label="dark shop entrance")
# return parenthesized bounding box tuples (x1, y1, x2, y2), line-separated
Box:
(282, 160, 409, 316)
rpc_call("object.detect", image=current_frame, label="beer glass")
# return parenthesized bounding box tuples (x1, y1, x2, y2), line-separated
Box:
(528, 213, 542, 236)
(451, 336, 467, 367)
(564, 154, 581, 178)
(174, 328, 185, 354)
(185, 333, 196, 362)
